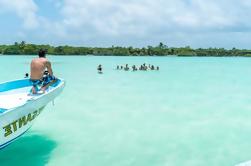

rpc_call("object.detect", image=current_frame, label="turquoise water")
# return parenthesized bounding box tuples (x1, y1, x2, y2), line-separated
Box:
(0, 56, 251, 166)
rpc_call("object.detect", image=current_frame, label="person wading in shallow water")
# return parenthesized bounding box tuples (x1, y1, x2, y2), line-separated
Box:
(97, 64, 103, 74)
(24, 73, 29, 78)
(30, 49, 56, 94)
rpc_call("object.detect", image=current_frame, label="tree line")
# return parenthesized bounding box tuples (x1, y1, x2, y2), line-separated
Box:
(1, 41, 251, 57)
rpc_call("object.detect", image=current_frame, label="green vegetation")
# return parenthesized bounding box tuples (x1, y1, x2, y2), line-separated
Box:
(1, 41, 251, 56)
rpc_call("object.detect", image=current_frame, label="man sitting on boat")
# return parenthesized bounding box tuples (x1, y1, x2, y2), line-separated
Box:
(30, 49, 56, 94)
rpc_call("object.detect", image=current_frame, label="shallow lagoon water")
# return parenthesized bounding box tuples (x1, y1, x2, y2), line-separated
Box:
(0, 56, 251, 166)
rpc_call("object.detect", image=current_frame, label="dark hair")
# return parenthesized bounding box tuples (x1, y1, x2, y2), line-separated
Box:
(38, 49, 46, 58)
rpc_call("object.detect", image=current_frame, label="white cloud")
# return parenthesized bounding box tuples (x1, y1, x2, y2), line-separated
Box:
(54, 0, 251, 37)
(1, 0, 251, 47)
(0, 0, 39, 29)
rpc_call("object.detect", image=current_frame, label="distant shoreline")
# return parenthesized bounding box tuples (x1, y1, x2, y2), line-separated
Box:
(1, 41, 251, 57)
(1, 54, 251, 57)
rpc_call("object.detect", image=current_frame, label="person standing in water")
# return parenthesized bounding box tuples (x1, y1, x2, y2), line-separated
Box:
(24, 73, 29, 78)
(97, 64, 103, 73)
(30, 49, 56, 94)
(124, 64, 130, 71)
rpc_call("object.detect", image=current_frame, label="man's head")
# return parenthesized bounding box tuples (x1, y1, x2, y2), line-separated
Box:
(38, 49, 46, 58)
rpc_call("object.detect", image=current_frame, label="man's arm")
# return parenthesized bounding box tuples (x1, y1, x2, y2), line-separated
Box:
(46, 61, 53, 76)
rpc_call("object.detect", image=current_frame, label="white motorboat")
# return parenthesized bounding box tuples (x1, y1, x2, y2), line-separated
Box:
(0, 78, 65, 149)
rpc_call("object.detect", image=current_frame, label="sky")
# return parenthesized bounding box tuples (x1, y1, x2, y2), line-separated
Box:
(0, 0, 251, 48)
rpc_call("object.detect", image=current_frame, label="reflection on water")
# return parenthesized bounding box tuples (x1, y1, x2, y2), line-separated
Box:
(0, 132, 56, 166)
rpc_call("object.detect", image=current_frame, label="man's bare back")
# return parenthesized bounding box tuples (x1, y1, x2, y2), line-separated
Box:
(30, 57, 53, 80)
(30, 49, 55, 94)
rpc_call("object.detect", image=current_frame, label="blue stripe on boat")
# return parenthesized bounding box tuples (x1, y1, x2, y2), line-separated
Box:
(0, 108, 6, 113)
(0, 79, 31, 92)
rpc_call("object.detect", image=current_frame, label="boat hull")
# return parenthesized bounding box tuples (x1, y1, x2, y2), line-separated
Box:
(0, 79, 65, 149)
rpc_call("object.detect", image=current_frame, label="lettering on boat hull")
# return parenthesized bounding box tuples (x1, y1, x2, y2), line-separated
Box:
(2, 107, 45, 137)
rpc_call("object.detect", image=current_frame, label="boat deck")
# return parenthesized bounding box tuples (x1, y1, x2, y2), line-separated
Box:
(0, 79, 62, 113)
(0, 86, 34, 112)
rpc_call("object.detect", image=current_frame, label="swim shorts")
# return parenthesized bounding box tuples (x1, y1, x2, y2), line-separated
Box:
(42, 75, 56, 86)
(30, 79, 43, 92)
